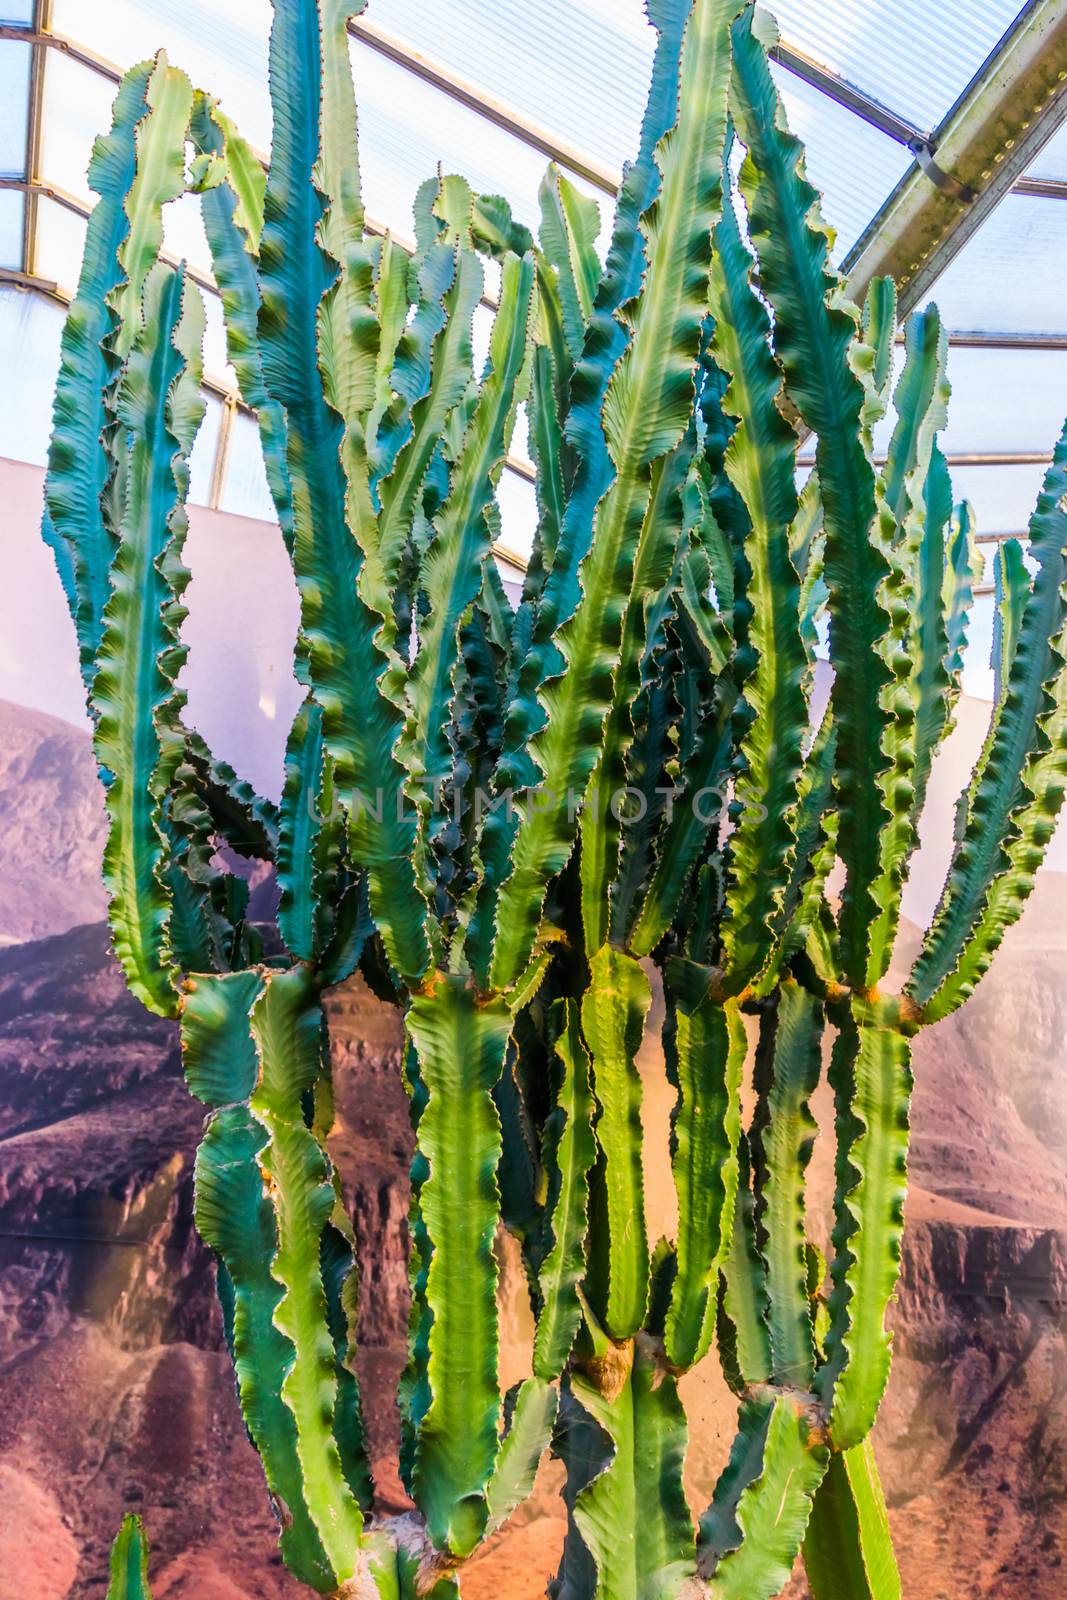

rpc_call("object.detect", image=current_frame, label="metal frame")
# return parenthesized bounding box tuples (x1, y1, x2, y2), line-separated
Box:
(770, 40, 925, 147)
(1015, 174, 1067, 198)
(798, 449, 1056, 470)
(0, 173, 223, 296)
(843, 0, 1067, 316)
(2, 0, 1066, 554)
(21, 2, 51, 277)
(349, 16, 620, 196)
(932, 330, 1067, 351)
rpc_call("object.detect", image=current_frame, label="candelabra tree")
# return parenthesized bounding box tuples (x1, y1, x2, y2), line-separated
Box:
(43, 1, 1067, 1596)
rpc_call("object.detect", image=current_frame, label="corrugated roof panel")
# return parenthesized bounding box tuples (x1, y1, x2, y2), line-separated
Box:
(358, 0, 651, 176)
(937, 346, 1067, 456)
(765, 0, 1024, 134)
(188, 392, 222, 506)
(51, 0, 273, 150)
(222, 410, 277, 523)
(161, 190, 215, 283)
(949, 461, 1050, 536)
(350, 34, 607, 238)
(39, 52, 119, 205)
(34, 195, 86, 296)
(770, 64, 911, 259)
(870, 340, 1067, 458)
(0, 188, 23, 269)
(925, 194, 1067, 336)
(0, 284, 63, 463)
(1026, 117, 1067, 180)
(0, 37, 31, 177)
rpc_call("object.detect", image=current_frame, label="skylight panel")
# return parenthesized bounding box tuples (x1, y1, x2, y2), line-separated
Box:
(765, 0, 1023, 134)
(0, 36, 31, 177)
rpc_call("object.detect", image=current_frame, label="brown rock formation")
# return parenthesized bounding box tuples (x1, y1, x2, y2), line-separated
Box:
(2, 696, 1067, 1596)
(0, 699, 107, 947)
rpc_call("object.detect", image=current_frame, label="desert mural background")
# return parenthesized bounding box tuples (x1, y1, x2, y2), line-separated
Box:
(1, 683, 1067, 1600)
(1, 440, 1066, 1598)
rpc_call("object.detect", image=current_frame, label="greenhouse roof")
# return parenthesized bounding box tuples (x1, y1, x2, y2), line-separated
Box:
(2, 0, 1067, 634)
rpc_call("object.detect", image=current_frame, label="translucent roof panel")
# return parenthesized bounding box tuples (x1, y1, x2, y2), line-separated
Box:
(189, 393, 222, 506)
(0, 37, 31, 177)
(42, 2, 913, 262)
(2, 0, 1061, 690)
(350, 35, 607, 240)
(222, 412, 277, 524)
(39, 53, 120, 207)
(1026, 118, 1067, 181)
(494, 468, 538, 566)
(868, 344, 1067, 461)
(769, 66, 911, 259)
(34, 195, 87, 297)
(51, 0, 274, 151)
(161, 191, 215, 284)
(359, 0, 651, 177)
(764, 0, 1023, 134)
(926, 195, 1067, 336)
(950, 462, 1050, 537)
(201, 291, 236, 394)
(0, 189, 23, 270)
(937, 348, 1067, 457)
(0, 284, 64, 466)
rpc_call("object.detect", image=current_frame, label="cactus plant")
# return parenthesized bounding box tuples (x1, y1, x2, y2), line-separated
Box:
(40, 0, 1067, 1595)
(106, 1515, 153, 1600)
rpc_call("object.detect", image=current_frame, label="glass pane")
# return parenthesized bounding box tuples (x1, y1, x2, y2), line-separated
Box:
(770, 66, 912, 261)
(51, 0, 274, 152)
(0, 186, 23, 269)
(1027, 119, 1067, 182)
(495, 467, 537, 565)
(220, 410, 277, 523)
(162, 190, 214, 283)
(0, 39, 30, 177)
(351, 36, 605, 240)
(188, 391, 222, 508)
(0, 3, 35, 23)
(201, 288, 236, 395)
(0, 283, 64, 466)
(765, 0, 1022, 135)
(938, 348, 1067, 456)
(362, 0, 653, 178)
(962, 596, 995, 699)
(926, 194, 1067, 335)
(34, 194, 87, 296)
(39, 52, 118, 205)
(950, 461, 1050, 538)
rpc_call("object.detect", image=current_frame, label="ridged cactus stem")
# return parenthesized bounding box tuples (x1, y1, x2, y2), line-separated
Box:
(40, 0, 1067, 1592)
(107, 1515, 153, 1600)
(406, 978, 513, 1559)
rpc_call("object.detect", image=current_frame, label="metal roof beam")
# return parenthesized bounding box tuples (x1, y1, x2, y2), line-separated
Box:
(0, 174, 224, 300)
(1013, 174, 1067, 198)
(798, 449, 1055, 469)
(769, 41, 924, 146)
(842, 0, 1067, 316)
(348, 17, 620, 196)
(18, 2, 51, 278)
(3, 26, 513, 308)
(0, 267, 532, 527)
(933, 329, 1067, 350)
